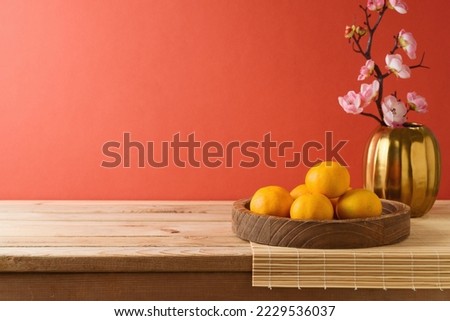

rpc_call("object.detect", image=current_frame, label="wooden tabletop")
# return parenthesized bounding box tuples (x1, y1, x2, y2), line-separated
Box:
(1, 200, 450, 300)
(0, 200, 252, 273)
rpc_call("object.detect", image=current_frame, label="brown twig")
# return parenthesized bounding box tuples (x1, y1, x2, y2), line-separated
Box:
(361, 112, 384, 125)
(410, 52, 430, 69)
(345, 4, 424, 127)
(390, 36, 399, 54)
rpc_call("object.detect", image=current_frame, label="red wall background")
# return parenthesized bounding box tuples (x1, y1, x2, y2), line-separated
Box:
(0, 0, 448, 200)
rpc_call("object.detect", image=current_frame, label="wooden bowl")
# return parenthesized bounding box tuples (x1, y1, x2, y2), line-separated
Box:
(232, 198, 410, 249)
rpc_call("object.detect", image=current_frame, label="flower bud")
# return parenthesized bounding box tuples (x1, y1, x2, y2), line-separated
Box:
(345, 25, 356, 39)
(367, 0, 385, 12)
(356, 26, 367, 36)
(345, 25, 366, 39)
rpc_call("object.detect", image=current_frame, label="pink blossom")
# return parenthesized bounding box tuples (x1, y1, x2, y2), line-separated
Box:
(338, 91, 364, 114)
(368, 0, 385, 11)
(358, 59, 375, 81)
(385, 54, 411, 78)
(398, 29, 417, 59)
(388, 0, 408, 14)
(360, 80, 380, 107)
(382, 95, 407, 127)
(407, 92, 428, 113)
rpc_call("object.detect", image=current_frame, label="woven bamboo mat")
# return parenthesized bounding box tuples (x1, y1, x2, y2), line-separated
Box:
(252, 207, 450, 290)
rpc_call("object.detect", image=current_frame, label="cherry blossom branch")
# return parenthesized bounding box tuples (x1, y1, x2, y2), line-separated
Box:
(361, 5, 388, 59)
(343, 6, 388, 125)
(410, 53, 430, 70)
(340, 1, 428, 127)
(352, 36, 366, 55)
(390, 36, 399, 54)
(370, 6, 387, 33)
(379, 52, 429, 79)
(361, 111, 384, 125)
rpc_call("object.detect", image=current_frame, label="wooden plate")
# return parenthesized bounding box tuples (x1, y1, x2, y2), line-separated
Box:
(232, 198, 410, 249)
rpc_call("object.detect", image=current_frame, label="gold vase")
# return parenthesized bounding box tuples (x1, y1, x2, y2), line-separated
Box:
(363, 123, 441, 218)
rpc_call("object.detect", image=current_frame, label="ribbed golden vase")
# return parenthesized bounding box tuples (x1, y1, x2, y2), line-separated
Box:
(363, 123, 441, 217)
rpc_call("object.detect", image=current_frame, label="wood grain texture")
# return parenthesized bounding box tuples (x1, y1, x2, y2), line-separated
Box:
(0, 200, 449, 300)
(232, 199, 410, 249)
(0, 200, 251, 273)
(1, 272, 450, 301)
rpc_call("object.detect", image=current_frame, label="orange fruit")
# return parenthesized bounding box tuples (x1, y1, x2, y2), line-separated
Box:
(329, 187, 351, 218)
(290, 193, 334, 220)
(336, 188, 382, 219)
(305, 161, 350, 198)
(290, 184, 310, 199)
(329, 196, 339, 219)
(250, 186, 293, 217)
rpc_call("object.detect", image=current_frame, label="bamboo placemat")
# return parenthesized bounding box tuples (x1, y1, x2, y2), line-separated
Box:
(252, 207, 450, 290)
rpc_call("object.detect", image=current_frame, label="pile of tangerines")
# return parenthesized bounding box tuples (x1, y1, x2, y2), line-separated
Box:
(250, 161, 382, 220)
